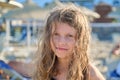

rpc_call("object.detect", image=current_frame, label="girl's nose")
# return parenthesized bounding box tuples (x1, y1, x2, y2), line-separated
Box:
(58, 36, 66, 45)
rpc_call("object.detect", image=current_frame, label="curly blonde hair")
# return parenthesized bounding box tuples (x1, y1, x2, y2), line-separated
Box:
(33, 4, 91, 80)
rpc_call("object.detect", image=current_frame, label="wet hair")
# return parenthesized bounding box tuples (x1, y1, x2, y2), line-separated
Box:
(33, 4, 91, 80)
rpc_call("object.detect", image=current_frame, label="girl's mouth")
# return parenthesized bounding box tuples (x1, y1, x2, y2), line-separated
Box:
(56, 47, 68, 51)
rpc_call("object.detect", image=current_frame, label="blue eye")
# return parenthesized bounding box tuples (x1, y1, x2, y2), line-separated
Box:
(54, 33, 58, 35)
(67, 34, 73, 37)
(53, 33, 59, 36)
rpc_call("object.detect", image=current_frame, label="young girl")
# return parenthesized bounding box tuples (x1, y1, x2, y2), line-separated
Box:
(33, 4, 105, 80)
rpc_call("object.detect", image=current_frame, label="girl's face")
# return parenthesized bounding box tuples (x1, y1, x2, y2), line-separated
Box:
(50, 22, 76, 59)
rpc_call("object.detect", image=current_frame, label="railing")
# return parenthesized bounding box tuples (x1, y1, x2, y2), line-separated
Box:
(91, 23, 120, 41)
(91, 23, 120, 27)
(4, 20, 120, 46)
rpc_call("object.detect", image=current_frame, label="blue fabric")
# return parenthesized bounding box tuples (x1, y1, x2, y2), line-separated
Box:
(110, 70, 120, 77)
(0, 60, 13, 70)
(0, 60, 31, 80)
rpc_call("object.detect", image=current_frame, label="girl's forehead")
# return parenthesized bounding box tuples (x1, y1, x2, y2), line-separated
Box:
(51, 22, 76, 34)
(52, 22, 71, 28)
(52, 22, 68, 30)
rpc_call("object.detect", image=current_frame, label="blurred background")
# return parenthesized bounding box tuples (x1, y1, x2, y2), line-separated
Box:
(0, 0, 120, 80)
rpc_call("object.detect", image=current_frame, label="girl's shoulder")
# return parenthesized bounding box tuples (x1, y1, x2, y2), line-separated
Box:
(89, 63, 105, 80)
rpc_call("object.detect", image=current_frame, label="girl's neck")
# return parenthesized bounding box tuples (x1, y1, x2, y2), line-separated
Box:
(57, 57, 71, 71)
(53, 57, 72, 80)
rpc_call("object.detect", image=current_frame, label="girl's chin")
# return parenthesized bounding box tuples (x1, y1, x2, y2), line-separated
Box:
(57, 56, 67, 59)
(55, 53, 71, 59)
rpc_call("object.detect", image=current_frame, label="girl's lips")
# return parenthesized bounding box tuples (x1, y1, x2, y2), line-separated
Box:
(56, 47, 68, 50)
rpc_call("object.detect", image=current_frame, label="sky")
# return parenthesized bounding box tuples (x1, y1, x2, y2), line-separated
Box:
(94, 0, 113, 5)
(16, 0, 114, 7)
(16, 0, 53, 7)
